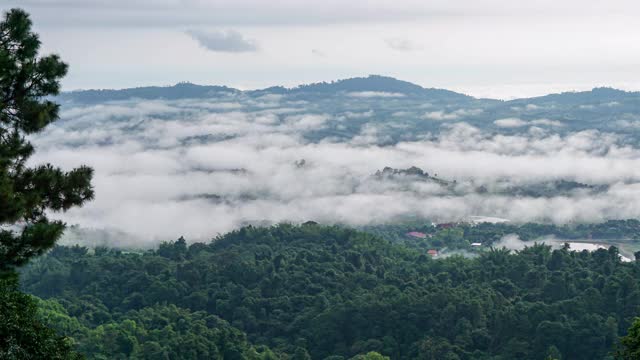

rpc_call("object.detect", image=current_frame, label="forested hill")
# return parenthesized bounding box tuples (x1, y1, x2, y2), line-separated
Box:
(20, 224, 640, 359)
(54, 77, 640, 141)
(58, 75, 471, 103)
(57, 75, 640, 107)
(58, 82, 240, 103)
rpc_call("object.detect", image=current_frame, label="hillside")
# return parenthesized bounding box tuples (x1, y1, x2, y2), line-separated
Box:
(506, 87, 640, 107)
(58, 82, 240, 103)
(21, 224, 640, 359)
(57, 76, 640, 108)
(57, 75, 473, 104)
(54, 77, 640, 142)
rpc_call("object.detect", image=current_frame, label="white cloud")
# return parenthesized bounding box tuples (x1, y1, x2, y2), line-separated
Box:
(494, 118, 528, 128)
(385, 37, 420, 52)
(311, 49, 327, 57)
(347, 91, 406, 98)
(339, 110, 375, 120)
(493, 118, 563, 128)
(26, 96, 640, 245)
(530, 119, 563, 127)
(423, 108, 482, 121)
(283, 114, 331, 130)
(615, 120, 640, 129)
(423, 111, 459, 121)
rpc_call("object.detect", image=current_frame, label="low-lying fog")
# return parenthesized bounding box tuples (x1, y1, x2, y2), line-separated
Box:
(30, 93, 640, 245)
(494, 234, 635, 262)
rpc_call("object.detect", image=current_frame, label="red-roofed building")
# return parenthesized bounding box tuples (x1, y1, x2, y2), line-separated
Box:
(427, 249, 439, 257)
(406, 231, 427, 239)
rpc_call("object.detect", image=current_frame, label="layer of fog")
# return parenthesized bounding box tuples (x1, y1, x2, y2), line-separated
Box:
(28, 94, 640, 245)
(493, 234, 634, 261)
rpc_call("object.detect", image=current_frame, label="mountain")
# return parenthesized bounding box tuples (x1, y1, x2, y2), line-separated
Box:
(57, 76, 640, 107)
(58, 82, 240, 103)
(57, 75, 472, 103)
(56, 78, 640, 138)
(288, 74, 471, 100)
(506, 87, 640, 107)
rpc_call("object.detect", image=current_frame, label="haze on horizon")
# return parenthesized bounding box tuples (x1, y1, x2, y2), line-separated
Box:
(8, 0, 640, 99)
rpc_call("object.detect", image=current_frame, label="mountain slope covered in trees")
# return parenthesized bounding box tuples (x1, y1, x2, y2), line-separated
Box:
(58, 75, 471, 104)
(21, 224, 640, 359)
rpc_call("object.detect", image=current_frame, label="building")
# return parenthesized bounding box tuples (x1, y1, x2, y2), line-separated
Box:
(406, 231, 427, 239)
(427, 249, 439, 257)
(471, 242, 482, 247)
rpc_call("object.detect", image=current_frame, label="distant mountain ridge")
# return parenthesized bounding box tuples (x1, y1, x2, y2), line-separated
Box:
(58, 75, 472, 103)
(58, 75, 640, 105)
(288, 75, 468, 99)
(59, 82, 240, 103)
(506, 87, 636, 106)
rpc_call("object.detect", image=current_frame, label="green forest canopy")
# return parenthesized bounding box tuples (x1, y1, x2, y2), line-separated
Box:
(20, 223, 640, 359)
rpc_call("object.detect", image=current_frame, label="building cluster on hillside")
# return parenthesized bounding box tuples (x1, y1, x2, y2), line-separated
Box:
(405, 221, 491, 258)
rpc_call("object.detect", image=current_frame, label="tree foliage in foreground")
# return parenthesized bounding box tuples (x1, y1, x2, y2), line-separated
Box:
(36, 299, 282, 360)
(0, 8, 93, 359)
(0, 275, 83, 359)
(21, 224, 640, 359)
(0, 8, 93, 274)
(616, 318, 640, 359)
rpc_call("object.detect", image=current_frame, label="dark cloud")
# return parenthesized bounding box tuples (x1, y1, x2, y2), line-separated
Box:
(186, 29, 258, 53)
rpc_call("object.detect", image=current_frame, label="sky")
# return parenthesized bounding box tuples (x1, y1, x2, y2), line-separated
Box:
(7, 0, 640, 99)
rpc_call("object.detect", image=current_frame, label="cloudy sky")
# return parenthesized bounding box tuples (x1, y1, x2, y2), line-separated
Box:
(8, 0, 640, 98)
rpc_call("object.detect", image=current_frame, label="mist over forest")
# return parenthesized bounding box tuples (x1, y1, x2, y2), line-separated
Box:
(32, 76, 640, 245)
(8, 2, 640, 359)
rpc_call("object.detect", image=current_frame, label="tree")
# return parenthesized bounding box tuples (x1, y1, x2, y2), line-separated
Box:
(0, 8, 92, 359)
(545, 345, 562, 360)
(291, 347, 312, 360)
(349, 352, 390, 360)
(616, 318, 640, 359)
(16, 223, 640, 359)
(0, 276, 83, 359)
(0, 8, 93, 274)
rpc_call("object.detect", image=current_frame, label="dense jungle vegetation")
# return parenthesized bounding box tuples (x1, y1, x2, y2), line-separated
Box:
(17, 223, 640, 359)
